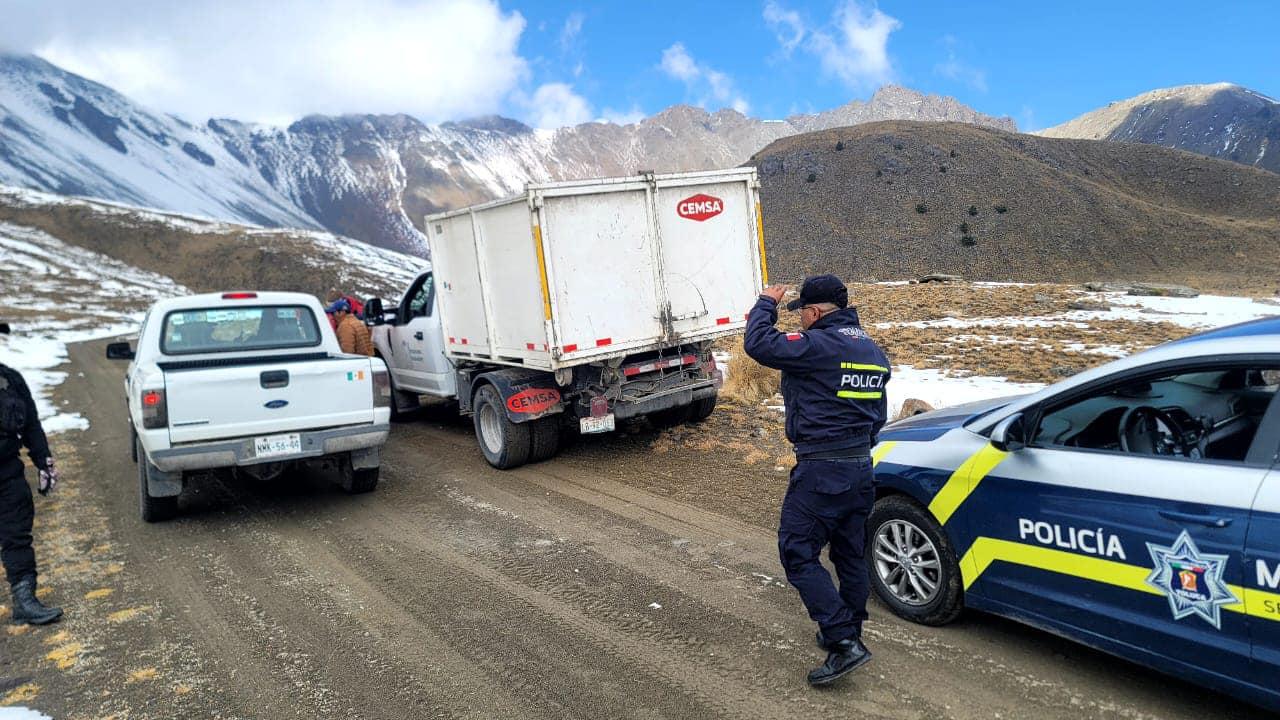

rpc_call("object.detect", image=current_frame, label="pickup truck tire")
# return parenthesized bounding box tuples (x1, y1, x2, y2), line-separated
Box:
(528, 417, 561, 463)
(130, 425, 138, 463)
(137, 439, 178, 523)
(346, 468, 380, 494)
(383, 365, 419, 422)
(689, 395, 717, 422)
(474, 384, 530, 469)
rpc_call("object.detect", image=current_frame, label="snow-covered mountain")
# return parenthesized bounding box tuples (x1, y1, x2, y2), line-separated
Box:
(0, 54, 1016, 254)
(1036, 84, 1280, 175)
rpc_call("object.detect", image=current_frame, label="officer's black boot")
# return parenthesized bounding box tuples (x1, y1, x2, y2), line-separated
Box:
(9, 575, 63, 626)
(807, 637, 871, 686)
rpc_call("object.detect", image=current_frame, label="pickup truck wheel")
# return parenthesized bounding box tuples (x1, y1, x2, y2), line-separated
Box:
(689, 395, 717, 422)
(384, 367, 419, 422)
(130, 425, 138, 463)
(345, 467, 380, 494)
(528, 416, 561, 463)
(137, 439, 178, 523)
(474, 384, 530, 469)
(649, 404, 692, 428)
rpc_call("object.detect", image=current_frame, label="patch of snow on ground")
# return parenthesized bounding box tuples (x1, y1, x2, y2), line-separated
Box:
(0, 707, 55, 720)
(887, 366, 1044, 419)
(0, 223, 190, 432)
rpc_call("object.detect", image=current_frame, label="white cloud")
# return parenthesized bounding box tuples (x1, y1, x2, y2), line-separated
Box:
(525, 83, 594, 129)
(559, 12, 585, 53)
(1019, 105, 1035, 132)
(763, 1, 805, 57)
(659, 43, 750, 114)
(1, 0, 531, 125)
(766, 1, 901, 90)
(934, 35, 987, 93)
(599, 105, 646, 126)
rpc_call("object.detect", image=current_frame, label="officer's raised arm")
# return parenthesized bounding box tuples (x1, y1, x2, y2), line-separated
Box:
(744, 285, 826, 372)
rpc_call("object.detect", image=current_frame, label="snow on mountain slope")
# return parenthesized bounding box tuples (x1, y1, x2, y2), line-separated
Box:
(0, 53, 1016, 255)
(0, 55, 321, 230)
(1036, 83, 1280, 175)
(0, 220, 189, 431)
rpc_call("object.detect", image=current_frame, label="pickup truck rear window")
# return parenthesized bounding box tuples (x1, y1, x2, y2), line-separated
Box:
(161, 306, 322, 355)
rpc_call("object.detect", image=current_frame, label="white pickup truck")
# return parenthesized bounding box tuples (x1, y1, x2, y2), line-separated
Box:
(368, 168, 766, 469)
(106, 291, 392, 521)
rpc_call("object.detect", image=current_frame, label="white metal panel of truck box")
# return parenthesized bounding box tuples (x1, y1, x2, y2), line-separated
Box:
(426, 168, 766, 372)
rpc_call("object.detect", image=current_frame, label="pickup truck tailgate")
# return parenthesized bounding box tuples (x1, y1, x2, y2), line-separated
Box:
(165, 357, 375, 444)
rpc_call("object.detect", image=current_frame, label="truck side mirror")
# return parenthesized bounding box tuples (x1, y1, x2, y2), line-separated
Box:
(364, 298, 385, 325)
(990, 412, 1026, 452)
(105, 341, 135, 360)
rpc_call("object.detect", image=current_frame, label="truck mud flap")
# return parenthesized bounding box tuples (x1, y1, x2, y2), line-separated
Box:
(472, 368, 566, 424)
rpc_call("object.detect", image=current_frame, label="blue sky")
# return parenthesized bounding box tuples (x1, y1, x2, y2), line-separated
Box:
(6, 0, 1278, 129)
(509, 0, 1280, 130)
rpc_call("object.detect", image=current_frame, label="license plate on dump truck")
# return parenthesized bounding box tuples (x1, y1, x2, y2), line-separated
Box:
(579, 414, 615, 435)
(254, 433, 302, 459)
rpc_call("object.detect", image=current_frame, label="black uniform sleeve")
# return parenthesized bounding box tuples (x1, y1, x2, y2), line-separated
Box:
(743, 296, 827, 373)
(16, 374, 51, 469)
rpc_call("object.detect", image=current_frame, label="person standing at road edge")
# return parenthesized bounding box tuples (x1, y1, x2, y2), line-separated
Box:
(0, 323, 64, 626)
(744, 275, 890, 686)
(329, 298, 374, 356)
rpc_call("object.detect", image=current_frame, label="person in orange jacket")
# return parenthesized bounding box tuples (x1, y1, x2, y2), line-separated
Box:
(327, 299, 374, 356)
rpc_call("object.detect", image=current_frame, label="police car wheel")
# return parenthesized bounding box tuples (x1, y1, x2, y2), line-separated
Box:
(474, 384, 531, 469)
(867, 495, 963, 625)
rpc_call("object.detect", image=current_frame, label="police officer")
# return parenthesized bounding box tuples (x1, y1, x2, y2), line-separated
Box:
(744, 275, 889, 686)
(0, 323, 64, 625)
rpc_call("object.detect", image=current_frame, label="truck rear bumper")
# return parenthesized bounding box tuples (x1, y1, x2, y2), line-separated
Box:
(150, 424, 390, 473)
(612, 380, 716, 420)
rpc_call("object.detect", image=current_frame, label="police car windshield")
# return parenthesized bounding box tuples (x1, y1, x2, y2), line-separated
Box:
(161, 306, 322, 355)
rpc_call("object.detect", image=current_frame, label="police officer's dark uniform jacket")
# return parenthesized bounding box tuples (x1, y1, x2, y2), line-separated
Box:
(1, 362, 63, 625)
(744, 281, 889, 683)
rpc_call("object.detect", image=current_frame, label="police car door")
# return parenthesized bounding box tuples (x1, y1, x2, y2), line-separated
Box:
(972, 363, 1275, 677)
(1244, 389, 1280, 692)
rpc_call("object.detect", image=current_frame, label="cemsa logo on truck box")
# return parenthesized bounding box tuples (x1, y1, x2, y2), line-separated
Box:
(677, 194, 724, 222)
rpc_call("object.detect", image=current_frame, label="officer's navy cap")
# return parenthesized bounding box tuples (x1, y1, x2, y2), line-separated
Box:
(786, 274, 849, 311)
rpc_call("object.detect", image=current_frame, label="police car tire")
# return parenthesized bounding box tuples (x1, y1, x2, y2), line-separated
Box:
(137, 439, 178, 523)
(528, 417, 561, 463)
(867, 495, 964, 626)
(473, 384, 531, 469)
(689, 395, 717, 422)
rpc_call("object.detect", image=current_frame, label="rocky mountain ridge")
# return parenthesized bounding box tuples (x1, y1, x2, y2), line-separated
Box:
(0, 53, 1015, 254)
(1037, 83, 1279, 175)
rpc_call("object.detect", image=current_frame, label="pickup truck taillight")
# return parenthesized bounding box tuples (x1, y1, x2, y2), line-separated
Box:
(371, 367, 391, 409)
(141, 388, 168, 429)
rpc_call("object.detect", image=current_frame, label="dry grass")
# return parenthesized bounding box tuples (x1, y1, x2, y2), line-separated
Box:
(721, 337, 782, 404)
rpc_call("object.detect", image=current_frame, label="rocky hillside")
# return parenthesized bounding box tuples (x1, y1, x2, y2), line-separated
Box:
(0, 185, 425, 301)
(1037, 84, 1279, 175)
(751, 121, 1280, 295)
(0, 54, 1013, 255)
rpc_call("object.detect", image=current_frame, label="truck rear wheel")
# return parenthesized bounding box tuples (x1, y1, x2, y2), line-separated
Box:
(689, 394, 717, 422)
(137, 439, 178, 523)
(474, 384, 531, 469)
(649, 404, 692, 428)
(528, 416, 561, 463)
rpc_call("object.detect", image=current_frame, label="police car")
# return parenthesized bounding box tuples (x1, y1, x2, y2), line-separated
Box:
(868, 316, 1280, 710)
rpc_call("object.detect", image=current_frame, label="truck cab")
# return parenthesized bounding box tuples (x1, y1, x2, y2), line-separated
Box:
(369, 268, 457, 402)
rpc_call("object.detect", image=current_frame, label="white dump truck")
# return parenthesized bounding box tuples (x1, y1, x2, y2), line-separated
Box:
(368, 168, 767, 469)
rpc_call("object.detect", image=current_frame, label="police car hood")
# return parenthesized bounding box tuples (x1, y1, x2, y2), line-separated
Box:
(881, 394, 1028, 438)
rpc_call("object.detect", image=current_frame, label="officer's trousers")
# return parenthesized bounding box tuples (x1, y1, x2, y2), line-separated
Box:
(778, 457, 875, 644)
(0, 458, 36, 586)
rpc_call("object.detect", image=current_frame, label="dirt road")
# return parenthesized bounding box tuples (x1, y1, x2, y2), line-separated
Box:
(0, 340, 1270, 719)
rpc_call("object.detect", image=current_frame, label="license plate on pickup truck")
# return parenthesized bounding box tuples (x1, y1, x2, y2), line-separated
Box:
(579, 414, 616, 435)
(254, 433, 302, 459)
